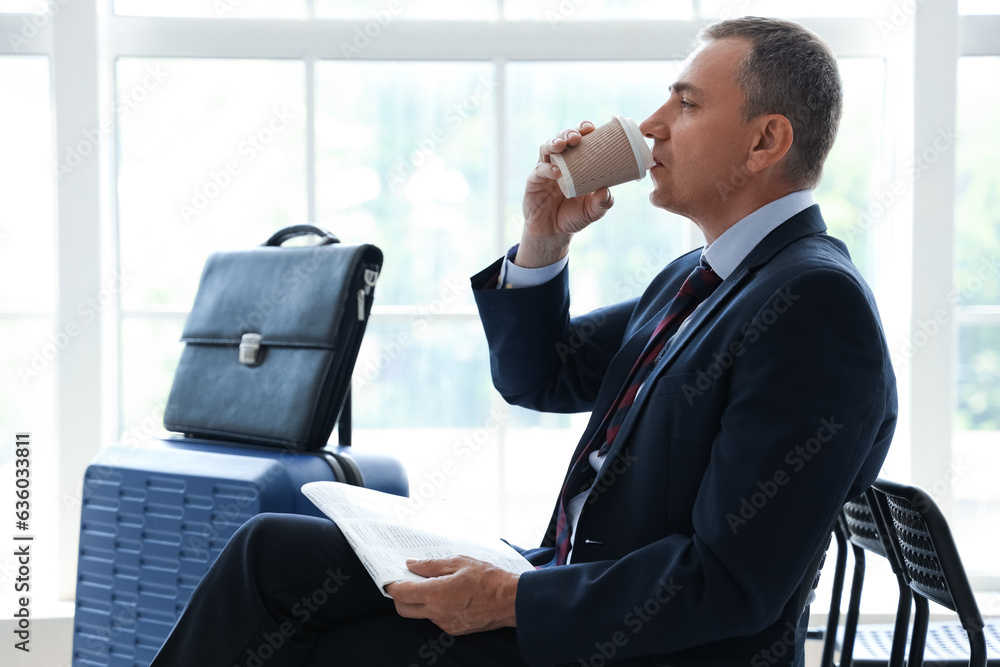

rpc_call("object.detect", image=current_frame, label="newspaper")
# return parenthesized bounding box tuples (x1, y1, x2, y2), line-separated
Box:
(301, 481, 534, 598)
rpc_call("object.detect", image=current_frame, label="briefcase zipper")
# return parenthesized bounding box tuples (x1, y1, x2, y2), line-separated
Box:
(356, 267, 380, 321)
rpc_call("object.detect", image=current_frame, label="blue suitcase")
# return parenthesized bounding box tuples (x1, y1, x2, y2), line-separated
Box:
(72, 226, 406, 665)
(71, 436, 408, 667)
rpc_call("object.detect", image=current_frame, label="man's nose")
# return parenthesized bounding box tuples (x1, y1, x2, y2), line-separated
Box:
(639, 105, 668, 139)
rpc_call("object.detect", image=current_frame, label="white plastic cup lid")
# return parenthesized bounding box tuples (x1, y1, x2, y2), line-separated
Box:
(615, 115, 656, 179)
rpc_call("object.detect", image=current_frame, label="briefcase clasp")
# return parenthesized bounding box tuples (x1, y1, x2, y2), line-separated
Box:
(239, 333, 263, 366)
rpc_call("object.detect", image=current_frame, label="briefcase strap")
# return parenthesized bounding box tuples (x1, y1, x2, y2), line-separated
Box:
(263, 224, 340, 247)
(338, 389, 352, 447)
(317, 449, 365, 487)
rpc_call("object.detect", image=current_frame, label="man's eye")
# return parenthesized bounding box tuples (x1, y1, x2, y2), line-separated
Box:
(679, 98, 694, 108)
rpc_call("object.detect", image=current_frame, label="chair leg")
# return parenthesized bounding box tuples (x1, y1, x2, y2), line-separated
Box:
(822, 529, 849, 667)
(840, 544, 866, 667)
(966, 628, 987, 667)
(908, 594, 929, 667)
(888, 578, 911, 667)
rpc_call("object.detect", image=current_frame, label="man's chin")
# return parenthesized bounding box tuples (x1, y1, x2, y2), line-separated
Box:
(648, 189, 677, 213)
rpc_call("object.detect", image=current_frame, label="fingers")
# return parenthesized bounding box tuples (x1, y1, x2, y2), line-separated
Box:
(584, 188, 615, 220)
(387, 578, 433, 607)
(538, 120, 595, 161)
(405, 556, 463, 577)
(392, 594, 435, 625)
(526, 160, 562, 187)
(387, 564, 450, 619)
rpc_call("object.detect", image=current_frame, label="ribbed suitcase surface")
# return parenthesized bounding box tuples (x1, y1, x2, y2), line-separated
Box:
(72, 438, 407, 667)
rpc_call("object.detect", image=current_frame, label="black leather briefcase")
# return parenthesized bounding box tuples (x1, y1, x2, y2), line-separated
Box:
(163, 224, 382, 450)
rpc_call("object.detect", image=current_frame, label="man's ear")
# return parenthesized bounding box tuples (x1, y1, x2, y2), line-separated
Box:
(746, 114, 793, 174)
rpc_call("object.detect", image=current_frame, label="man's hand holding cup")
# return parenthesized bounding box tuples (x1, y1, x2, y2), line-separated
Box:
(517, 117, 655, 269)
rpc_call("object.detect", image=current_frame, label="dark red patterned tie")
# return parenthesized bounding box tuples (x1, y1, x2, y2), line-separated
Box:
(553, 260, 722, 565)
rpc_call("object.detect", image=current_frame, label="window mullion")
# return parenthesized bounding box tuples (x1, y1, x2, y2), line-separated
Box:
(306, 55, 317, 224)
(910, 0, 960, 512)
(52, 0, 104, 601)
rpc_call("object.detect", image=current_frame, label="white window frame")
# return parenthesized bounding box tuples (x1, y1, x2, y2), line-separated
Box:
(3, 0, 999, 604)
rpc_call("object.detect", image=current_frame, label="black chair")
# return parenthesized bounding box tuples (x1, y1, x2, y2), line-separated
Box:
(816, 518, 850, 667)
(817, 489, 913, 667)
(869, 479, 989, 667)
(838, 489, 914, 667)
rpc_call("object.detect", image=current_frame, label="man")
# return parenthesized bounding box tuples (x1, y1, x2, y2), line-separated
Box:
(150, 17, 896, 667)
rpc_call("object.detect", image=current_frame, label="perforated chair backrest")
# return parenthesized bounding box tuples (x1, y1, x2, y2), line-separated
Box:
(842, 490, 892, 560)
(832, 489, 915, 667)
(870, 479, 984, 630)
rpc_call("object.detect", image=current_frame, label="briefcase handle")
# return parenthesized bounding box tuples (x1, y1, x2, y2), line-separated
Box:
(263, 224, 340, 247)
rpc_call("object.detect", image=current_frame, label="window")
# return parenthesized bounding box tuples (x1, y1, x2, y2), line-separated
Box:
(0, 54, 58, 606)
(953, 56, 1000, 575)
(113, 0, 307, 18)
(0, 1, 40, 12)
(116, 57, 308, 432)
(9, 2, 1000, 612)
(960, 0, 1000, 14)
(505, 0, 691, 21)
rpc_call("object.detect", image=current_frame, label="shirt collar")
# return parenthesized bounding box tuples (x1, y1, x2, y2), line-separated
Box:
(701, 190, 815, 280)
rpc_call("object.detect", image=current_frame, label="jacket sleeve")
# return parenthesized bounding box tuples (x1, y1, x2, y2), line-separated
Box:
(512, 267, 897, 666)
(472, 257, 638, 414)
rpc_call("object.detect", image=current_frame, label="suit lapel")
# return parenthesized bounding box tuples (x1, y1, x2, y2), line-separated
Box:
(568, 251, 700, 457)
(594, 205, 828, 470)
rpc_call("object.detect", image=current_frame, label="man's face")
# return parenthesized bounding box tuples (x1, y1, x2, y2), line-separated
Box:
(639, 37, 756, 221)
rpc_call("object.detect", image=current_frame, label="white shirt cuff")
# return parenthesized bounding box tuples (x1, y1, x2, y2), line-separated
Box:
(496, 244, 569, 289)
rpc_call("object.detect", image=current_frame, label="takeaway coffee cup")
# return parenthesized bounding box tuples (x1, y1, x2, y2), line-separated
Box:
(549, 115, 655, 199)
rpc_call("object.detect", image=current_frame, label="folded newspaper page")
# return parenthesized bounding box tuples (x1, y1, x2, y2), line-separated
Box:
(301, 481, 534, 598)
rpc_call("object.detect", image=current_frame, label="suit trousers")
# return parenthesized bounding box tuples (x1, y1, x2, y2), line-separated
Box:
(149, 513, 529, 667)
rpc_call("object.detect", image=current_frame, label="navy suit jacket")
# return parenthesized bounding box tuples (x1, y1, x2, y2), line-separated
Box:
(471, 206, 897, 666)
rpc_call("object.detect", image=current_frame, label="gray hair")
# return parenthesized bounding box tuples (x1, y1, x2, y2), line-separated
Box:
(699, 17, 843, 190)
